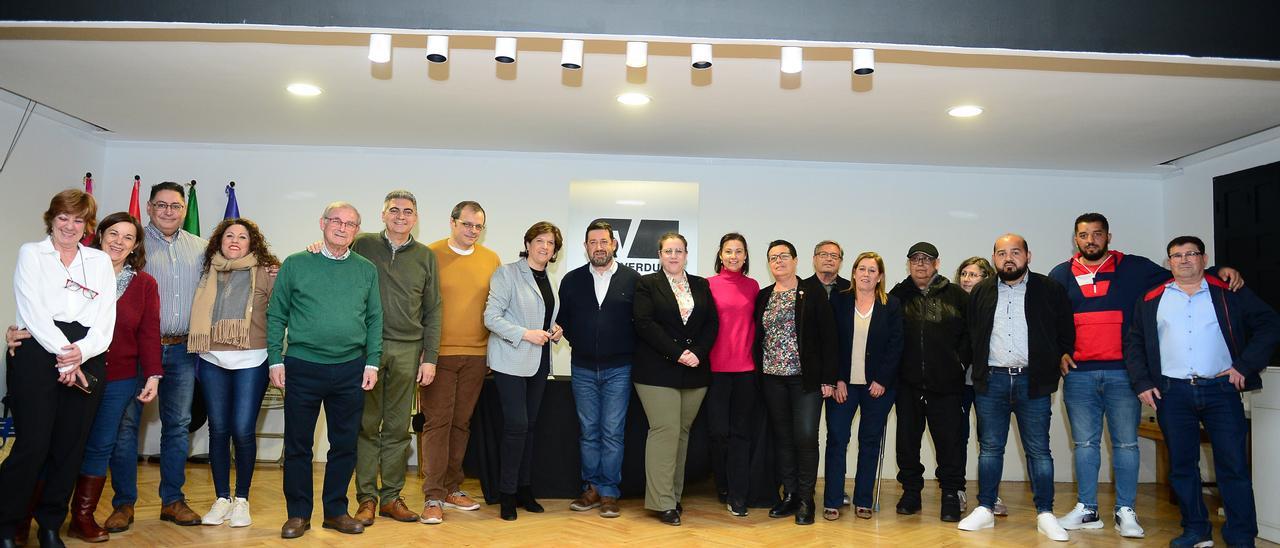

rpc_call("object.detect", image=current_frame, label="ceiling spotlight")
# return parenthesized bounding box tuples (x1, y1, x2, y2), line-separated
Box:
(616, 93, 651, 106)
(691, 43, 713, 70)
(286, 83, 322, 97)
(780, 46, 802, 74)
(495, 37, 517, 64)
(426, 35, 449, 63)
(626, 41, 648, 68)
(368, 33, 392, 63)
(561, 39, 584, 70)
(948, 105, 984, 118)
(852, 48, 874, 75)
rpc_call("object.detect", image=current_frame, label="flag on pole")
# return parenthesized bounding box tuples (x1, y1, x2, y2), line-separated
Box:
(128, 175, 141, 220)
(224, 181, 240, 219)
(183, 180, 201, 236)
(81, 172, 94, 246)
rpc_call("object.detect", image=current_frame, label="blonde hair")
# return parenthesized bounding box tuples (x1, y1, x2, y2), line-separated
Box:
(845, 251, 888, 304)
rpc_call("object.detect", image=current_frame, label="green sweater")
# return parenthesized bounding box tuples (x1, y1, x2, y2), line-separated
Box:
(267, 249, 383, 366)
(352, 232, 442, 363)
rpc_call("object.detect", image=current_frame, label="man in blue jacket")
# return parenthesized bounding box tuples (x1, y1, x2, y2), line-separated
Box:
(1126, 235, 1280, 548)
(556, 220, 641, 519)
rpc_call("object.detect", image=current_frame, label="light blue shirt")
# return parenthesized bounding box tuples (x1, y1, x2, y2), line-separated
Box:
(1156, 279, 1233, 379)
(143, 223, 208, 336)
(988, 274, 1030, 368)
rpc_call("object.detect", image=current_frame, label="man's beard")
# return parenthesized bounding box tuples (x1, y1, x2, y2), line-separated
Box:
(1079, 244, 1109, 262)
(590, 253, 611, 267)
(997, 264, 1028, 282)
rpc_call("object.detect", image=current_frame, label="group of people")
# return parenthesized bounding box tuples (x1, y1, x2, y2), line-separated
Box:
(0, 184, 1276, 548)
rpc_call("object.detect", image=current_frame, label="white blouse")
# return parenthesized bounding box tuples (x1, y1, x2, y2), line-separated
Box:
(13, 237, 118, 370)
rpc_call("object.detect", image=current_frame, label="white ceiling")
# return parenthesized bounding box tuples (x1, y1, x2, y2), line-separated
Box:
(2, 27, 1279, 174)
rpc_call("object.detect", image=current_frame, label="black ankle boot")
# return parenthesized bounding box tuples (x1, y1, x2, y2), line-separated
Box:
(515, 486, 543, 513)
(499, 493, 517, 521)
(36, 528, 65, 548)
(769, 493, 798, 518)
(795, 498, 815, 525)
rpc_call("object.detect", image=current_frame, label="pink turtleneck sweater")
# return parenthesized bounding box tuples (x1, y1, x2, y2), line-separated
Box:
(708, 269, 760, 373)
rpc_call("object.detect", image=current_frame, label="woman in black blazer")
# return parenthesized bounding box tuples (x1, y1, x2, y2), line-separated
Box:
(822, 251, 904, 520)
(754, 240, 837, 525)
(632, 232, 719, 526)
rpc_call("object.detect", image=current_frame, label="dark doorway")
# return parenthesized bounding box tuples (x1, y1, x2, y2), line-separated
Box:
(1213, 160, 1280, 345)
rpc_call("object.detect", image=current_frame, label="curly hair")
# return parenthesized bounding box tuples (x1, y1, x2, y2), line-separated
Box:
(203, 217, 280, 269)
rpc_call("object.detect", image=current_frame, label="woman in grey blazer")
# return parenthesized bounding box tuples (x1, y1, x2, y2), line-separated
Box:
(483, 221, 563, 521)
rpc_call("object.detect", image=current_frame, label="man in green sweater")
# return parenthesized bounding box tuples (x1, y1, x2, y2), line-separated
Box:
(350, 190, 441, 525)
(268, 202, 383, 539)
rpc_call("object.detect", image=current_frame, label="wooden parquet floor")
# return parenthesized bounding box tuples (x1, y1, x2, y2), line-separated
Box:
(57, 462, 1280, 547)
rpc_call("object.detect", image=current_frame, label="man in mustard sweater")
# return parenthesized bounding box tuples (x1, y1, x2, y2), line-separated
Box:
(268, 202, 382, 539)
(419, 201, 501, 524)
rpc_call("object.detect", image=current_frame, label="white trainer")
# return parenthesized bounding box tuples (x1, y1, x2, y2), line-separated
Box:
(957, 506, 995, 531)
(1037, 512, 1070, 541)
(229, 497, 252, 528)
(1113, 507, 1145, 538)
(1058, 502, 1104, 530)
(201, 497, 233, 526)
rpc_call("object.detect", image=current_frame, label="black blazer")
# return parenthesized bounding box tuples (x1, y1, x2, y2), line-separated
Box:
(831, 291, 905, 389)
(753, 277, 839, 392)
(632, 271, 719, 389)
(968, 272, 1074, 398)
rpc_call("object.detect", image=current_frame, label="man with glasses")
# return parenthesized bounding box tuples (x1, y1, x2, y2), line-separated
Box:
(420, 201, 501, 524)
(1126, 235, 1279, 548)
(808, 240, 850, 299)
(268, 201, 383, 538)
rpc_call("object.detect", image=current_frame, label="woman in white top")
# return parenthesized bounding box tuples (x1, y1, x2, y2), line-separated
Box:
(0, 189, 116, 548)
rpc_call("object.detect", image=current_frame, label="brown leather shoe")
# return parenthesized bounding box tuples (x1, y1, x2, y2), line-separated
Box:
(379, 498, 419, 522)
(354, 499, 376, 526)
(280, 517, 310, 539)
(67, 475, 109, 542)
(322, 514, 365, 534)
(160, 500, 201, 526)
(103, 505, 134, 533)
(569, 486, 601, 511)
(599, 497, 620, 518)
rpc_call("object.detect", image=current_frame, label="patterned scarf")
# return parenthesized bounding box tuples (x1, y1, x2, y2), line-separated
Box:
(188, 252, 259, 352)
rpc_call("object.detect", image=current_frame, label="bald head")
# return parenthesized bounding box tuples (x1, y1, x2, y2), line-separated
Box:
(992, 233, 1031, 282)
(993, 233, 1028, 254)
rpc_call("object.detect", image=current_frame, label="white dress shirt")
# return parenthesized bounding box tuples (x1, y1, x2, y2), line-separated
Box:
(13, 237, 118, 369)
(593, 260, 618, 306)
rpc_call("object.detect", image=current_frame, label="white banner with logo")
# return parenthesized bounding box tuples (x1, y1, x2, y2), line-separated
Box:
(565, 180, 700, 275)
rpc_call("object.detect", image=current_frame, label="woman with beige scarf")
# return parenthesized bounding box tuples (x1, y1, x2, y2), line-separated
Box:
(187, 217, 278, 528)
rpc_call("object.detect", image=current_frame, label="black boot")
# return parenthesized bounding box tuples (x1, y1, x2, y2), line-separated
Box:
(499, 493, 517, 521)
(35, 528, 64, 548)
(940, 490, 962, 522)
(795, 499, 815, 525)
(896, 491, 922, 515)
(769, 493, 798, 518)
(515, 486, 543, 513)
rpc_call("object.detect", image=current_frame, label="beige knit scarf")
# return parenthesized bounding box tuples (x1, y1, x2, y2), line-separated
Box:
(188, 252, 259, 353)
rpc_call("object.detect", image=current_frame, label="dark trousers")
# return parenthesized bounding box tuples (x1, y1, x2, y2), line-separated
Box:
(824, 383, 895, 508)
(1158, 376, 1256, 545)
(199, 358, 269, 499)
(760, 374, 822, 500)
(708, 371, 758, 506)
(492, 360, 549, 494)
(282, 356, 365, 519)
(895, 383, 967, 493)
(0, 321, 105, 536)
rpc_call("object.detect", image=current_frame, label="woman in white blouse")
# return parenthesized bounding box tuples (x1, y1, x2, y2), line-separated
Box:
(0, 189, 116, 548)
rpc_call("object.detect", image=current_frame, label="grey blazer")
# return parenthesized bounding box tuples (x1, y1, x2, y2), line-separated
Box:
(484, 258, 560, 377)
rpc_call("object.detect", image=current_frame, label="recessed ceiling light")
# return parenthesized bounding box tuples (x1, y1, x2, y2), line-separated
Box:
(948, 105, 983, 117)
(287, 83, 322, 97)
(616, 93, 651, 106)
(616, 199, 646, 206)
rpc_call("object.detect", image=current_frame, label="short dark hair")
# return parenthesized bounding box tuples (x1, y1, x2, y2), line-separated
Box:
(657, 232, 688, 253)
(714, 232, 750, 275)
(1074, 212, 1110, 233)
(93, 212, 147, 271)
(149, 181, 185, 202)
(584, 220, 617, 258)
(519, 221, 563, 263)
(767, 239, 797, 258)
(450, 200, 485, 220)
(1166, 235, 1205, 255)
(43, 189, 98, 237)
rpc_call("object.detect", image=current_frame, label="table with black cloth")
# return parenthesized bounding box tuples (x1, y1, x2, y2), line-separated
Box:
(462, 376, 781, 508)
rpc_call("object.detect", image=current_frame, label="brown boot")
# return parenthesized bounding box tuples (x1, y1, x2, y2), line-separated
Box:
(160, 500, 201, 526)
(67, 475, 109, 542)
(103, 505, 134, 533)
(14, 480, 44, 547)
(353, 499, 377, 526)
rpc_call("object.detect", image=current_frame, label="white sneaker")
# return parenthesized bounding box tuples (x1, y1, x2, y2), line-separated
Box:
(1037, 512, 1070, 541)
(229, 498, 252, 528)
(957, 506, 995, 531)
(993, 497, 1008, 516)
(201, 497, 233, 526)
(1058, 502, 1104, 530)
(1113, 507, 1145, 538)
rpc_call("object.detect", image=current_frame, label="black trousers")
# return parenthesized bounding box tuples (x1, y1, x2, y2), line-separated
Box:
(282, 356, 364, 519)
(708, 371, 758, 506)
(760, 375, 822, 500)
(894, 383, 967, 493)
(0, 321, 105, 536)
(492, 360, 549, 494)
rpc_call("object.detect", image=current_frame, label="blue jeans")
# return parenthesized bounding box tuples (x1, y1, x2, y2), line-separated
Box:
(1062, 369, 1140, 512)
(158, 343, 197, 505)
(823, 384, 895, 509)
(80, 378, 140, 477)
(975, 369, 1054, 513)
(114, 387, 144, 507)
(571, 365, 631, 499)
(198, 358, 269, 499)
(1157, 376, 1256, 545)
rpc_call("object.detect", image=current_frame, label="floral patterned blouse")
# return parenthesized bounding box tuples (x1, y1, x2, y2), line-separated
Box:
(665, 272, 694, 325)
(762, 287, 801, 376)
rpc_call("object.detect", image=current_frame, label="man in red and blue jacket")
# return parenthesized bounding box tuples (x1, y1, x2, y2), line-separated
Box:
(1125, 235, 1280, 548)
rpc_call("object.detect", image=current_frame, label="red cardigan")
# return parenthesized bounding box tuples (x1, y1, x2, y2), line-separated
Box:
(104, 271, 162, 381)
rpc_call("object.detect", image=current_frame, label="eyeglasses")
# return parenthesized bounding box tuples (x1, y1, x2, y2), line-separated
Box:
(908, 256, 935, 265)
(324, 217, 360, 230)
(150, 201, 184, 212)
(385, 207, 416, 217)
(1169, 251, 1204, 261)
(455, 220, 485, 232)
(768, 253, 794, 262)
(959, 271, 986, 279)
(586, 239, 613, 248)
(660, 248, 686, 257)
(814, 252, 842, 260)
(64, 278, 99, 300)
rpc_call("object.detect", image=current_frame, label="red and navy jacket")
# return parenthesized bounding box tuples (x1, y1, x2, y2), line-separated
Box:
(1124, 275, 1280, 394)
(1049, 251, 1170, 372)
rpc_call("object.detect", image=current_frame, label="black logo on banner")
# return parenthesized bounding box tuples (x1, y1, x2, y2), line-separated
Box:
(595, 218, 679, 273)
